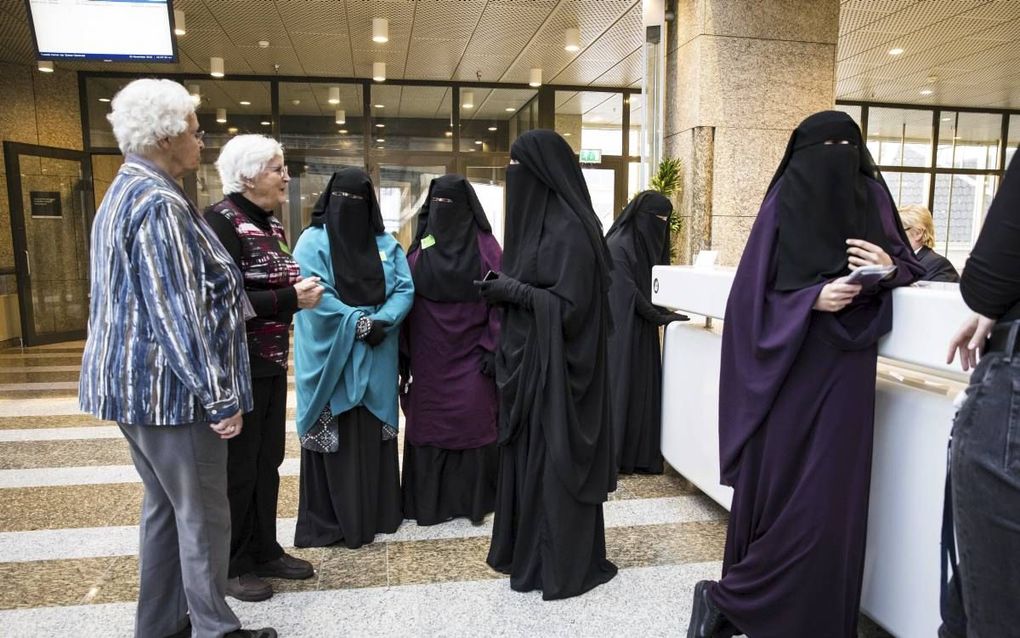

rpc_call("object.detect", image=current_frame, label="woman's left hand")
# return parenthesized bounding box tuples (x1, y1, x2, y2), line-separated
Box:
(846, 238, 893, 269)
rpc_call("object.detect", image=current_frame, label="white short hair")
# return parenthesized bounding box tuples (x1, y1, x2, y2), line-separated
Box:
(107, 79, 198, 155)
(215, 135, 285, 195)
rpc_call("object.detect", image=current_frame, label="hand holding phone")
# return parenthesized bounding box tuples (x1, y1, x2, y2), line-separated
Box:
(843, 263, 896, 287)
(483, 270, 499, 282)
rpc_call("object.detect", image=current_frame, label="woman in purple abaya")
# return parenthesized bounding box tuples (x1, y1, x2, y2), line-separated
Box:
(686, 111, 924, 638)
(400, 175, 502, 525)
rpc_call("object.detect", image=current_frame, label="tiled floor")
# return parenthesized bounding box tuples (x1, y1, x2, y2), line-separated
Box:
(0, 341, 893, 637)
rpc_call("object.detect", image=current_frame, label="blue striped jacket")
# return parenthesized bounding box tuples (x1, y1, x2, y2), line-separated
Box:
(79, 156, 254, 425)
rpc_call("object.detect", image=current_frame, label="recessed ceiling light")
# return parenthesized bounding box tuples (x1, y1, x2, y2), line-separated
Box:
(328, 86, 340, 105)
(376, 138, 385, 142)
(920, 88, 933, 96)
(372, 18, 389, 44)
(227, 127, 238, 134)
(258, 40, 270, 48)
(239, 100, 251, 106)
(339, 129, 348, 134)
(98, 98, 111, 103)
(292, 99, 301, 105)
(564, 133, 572, 137)
(374, 104, 385, 108)
(210, 57, 224, 78)
(260, 120, 271, 126)
(505, 107, 515, 112)
(488, 126, 498, 131)
(564, 27, 580, 52)
(173, 10, 186, 36)
(942, 117, 952, 122)
(888, 47, 904, 56)
(375, 123, 385, 128)
(37, 60, 54, 73)
(373, 61, 386, 82)
(474, 140, 483, 145)
(445, 131, 453, 137)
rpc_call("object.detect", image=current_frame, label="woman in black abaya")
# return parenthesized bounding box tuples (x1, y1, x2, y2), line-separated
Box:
(477, 129, 618, 600)
(606, 191, 688, 474)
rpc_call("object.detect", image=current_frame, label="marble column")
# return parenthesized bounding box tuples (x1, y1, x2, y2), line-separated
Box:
(664, 0, 840, 265)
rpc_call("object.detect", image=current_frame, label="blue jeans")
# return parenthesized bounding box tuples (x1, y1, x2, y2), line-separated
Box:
(944, 346, 1020, 637)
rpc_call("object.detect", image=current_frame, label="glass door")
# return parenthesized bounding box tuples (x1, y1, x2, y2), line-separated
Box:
(3, 143, 93, 345)
(371, 155, 455, 248)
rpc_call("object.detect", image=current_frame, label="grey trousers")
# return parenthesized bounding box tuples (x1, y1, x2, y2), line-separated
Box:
(119, 421, 241, 638)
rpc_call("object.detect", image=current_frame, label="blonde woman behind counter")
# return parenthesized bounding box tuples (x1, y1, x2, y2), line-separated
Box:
(899, 203, 960, 283)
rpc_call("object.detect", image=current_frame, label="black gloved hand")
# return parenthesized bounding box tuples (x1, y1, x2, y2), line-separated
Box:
(480, 351, 496, 377)
(658, 311, 690, 325)
(474, 274, 533, 309)
(364, 320, 390, 347)
(399, 353, 411, 394)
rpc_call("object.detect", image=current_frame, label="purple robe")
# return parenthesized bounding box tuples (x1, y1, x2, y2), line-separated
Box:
(400, 232, 502, 449)
(709, 178, 923, 637)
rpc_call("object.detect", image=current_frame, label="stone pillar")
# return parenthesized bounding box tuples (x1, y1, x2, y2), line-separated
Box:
(665, 0, 840, 265)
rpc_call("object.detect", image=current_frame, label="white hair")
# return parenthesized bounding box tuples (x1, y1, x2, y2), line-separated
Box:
(107, 79, 198, 155)
(215, 135, 285, 195)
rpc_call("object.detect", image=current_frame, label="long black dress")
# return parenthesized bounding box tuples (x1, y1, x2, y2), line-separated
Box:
(481, 129, 618, 600)
(605, 191, 684, 474)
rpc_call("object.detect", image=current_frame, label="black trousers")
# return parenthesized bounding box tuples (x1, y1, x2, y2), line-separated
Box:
(227, 374, 287, 577)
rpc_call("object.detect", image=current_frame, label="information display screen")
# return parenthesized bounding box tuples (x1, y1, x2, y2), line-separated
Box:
(26, 0, 177, 62)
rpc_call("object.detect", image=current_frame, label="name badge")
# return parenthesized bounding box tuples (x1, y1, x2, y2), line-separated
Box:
(421, 234, 436, 250)
(278, 240, 291, 255)
(379, 250, 387, 262)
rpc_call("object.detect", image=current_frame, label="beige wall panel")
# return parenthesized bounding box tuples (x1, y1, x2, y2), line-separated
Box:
(710, 214, 757, 267)
(710, 126, 791, 219)
(681, 36, 836, 132)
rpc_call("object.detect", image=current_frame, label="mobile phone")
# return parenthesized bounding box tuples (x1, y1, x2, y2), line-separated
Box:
(483, 270, 499, 282)
(844, 264, 895, 287)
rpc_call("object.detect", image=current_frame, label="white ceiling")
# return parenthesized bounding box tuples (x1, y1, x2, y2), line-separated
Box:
(837, 0, 1020, 109)
(2, 0, 1019, 114)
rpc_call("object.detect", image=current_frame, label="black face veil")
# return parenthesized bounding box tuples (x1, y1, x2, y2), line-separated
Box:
(503, 129, 612, 290)
(607, 190, 673, 281)
(409, 174, 491, 302)
(767, 111, 908, 291)
(308, 168, 386, 306)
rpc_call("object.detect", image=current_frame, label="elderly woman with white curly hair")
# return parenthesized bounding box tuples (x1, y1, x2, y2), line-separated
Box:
(79, 79, 275, 638)
(204, 135, 323, 603)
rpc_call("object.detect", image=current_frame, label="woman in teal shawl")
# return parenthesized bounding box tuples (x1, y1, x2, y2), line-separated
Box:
(292, 168, 414, 549)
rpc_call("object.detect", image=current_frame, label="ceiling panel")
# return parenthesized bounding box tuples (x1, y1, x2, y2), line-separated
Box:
(837, 0, 1020, 108)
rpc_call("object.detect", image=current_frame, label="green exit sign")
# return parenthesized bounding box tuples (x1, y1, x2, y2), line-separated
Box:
(579, 149, 602, 164)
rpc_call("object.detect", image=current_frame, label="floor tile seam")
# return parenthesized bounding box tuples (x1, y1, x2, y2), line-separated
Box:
(0, 557, 727, 611)
(0, 421, 300, 441)
(0, 497, 728, 562)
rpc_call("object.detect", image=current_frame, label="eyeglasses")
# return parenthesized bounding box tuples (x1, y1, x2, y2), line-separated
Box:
(266, 164, 289, 177)
(193, 130, 205, 142)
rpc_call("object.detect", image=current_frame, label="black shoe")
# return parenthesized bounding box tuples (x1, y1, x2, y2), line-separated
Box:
(163, 621, 190, 638)
(225, 629, 278, 638)
(254, 552, 315, 580)
(687, 580, 726, 638)
(225, 573, 273, 602)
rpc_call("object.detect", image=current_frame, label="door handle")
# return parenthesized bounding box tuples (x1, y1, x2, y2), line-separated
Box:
(24, 250, 30, 277)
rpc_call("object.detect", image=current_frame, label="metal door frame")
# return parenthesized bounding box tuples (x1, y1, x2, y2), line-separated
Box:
(3, 142, 93, 345)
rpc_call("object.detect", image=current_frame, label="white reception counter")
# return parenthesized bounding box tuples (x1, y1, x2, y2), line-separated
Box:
(651, 265, 971, 638)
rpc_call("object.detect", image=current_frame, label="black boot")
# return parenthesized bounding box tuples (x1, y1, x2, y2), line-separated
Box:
(687, 580, 726, 638)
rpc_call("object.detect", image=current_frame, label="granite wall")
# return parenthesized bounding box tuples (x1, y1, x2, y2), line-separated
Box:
(665, 0, 840, 265)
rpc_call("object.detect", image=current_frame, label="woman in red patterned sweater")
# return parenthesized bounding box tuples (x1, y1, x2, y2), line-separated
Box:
(205, 135, 324, 602)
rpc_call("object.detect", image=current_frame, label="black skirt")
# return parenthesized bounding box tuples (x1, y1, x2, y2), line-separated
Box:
(294, 407, 403, 549)
(401, 442, 498, 526)
(486, 416, 618, 600)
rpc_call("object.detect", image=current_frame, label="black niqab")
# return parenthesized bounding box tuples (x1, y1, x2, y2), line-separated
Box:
(768, 111, 906, 291)
(505, 129, 612, 290)
(409, 174, 491, 302)
(308, 168, 386, 306)
(606, 190, 672, 295)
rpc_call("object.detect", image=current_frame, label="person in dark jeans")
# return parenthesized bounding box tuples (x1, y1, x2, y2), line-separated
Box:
(944, 152, 1020, 637)
(207, 134, 324, 602)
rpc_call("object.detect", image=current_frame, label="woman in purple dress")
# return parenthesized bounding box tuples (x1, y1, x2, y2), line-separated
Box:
(400, 174, 502, 525)
(686, 111, 923, 638)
